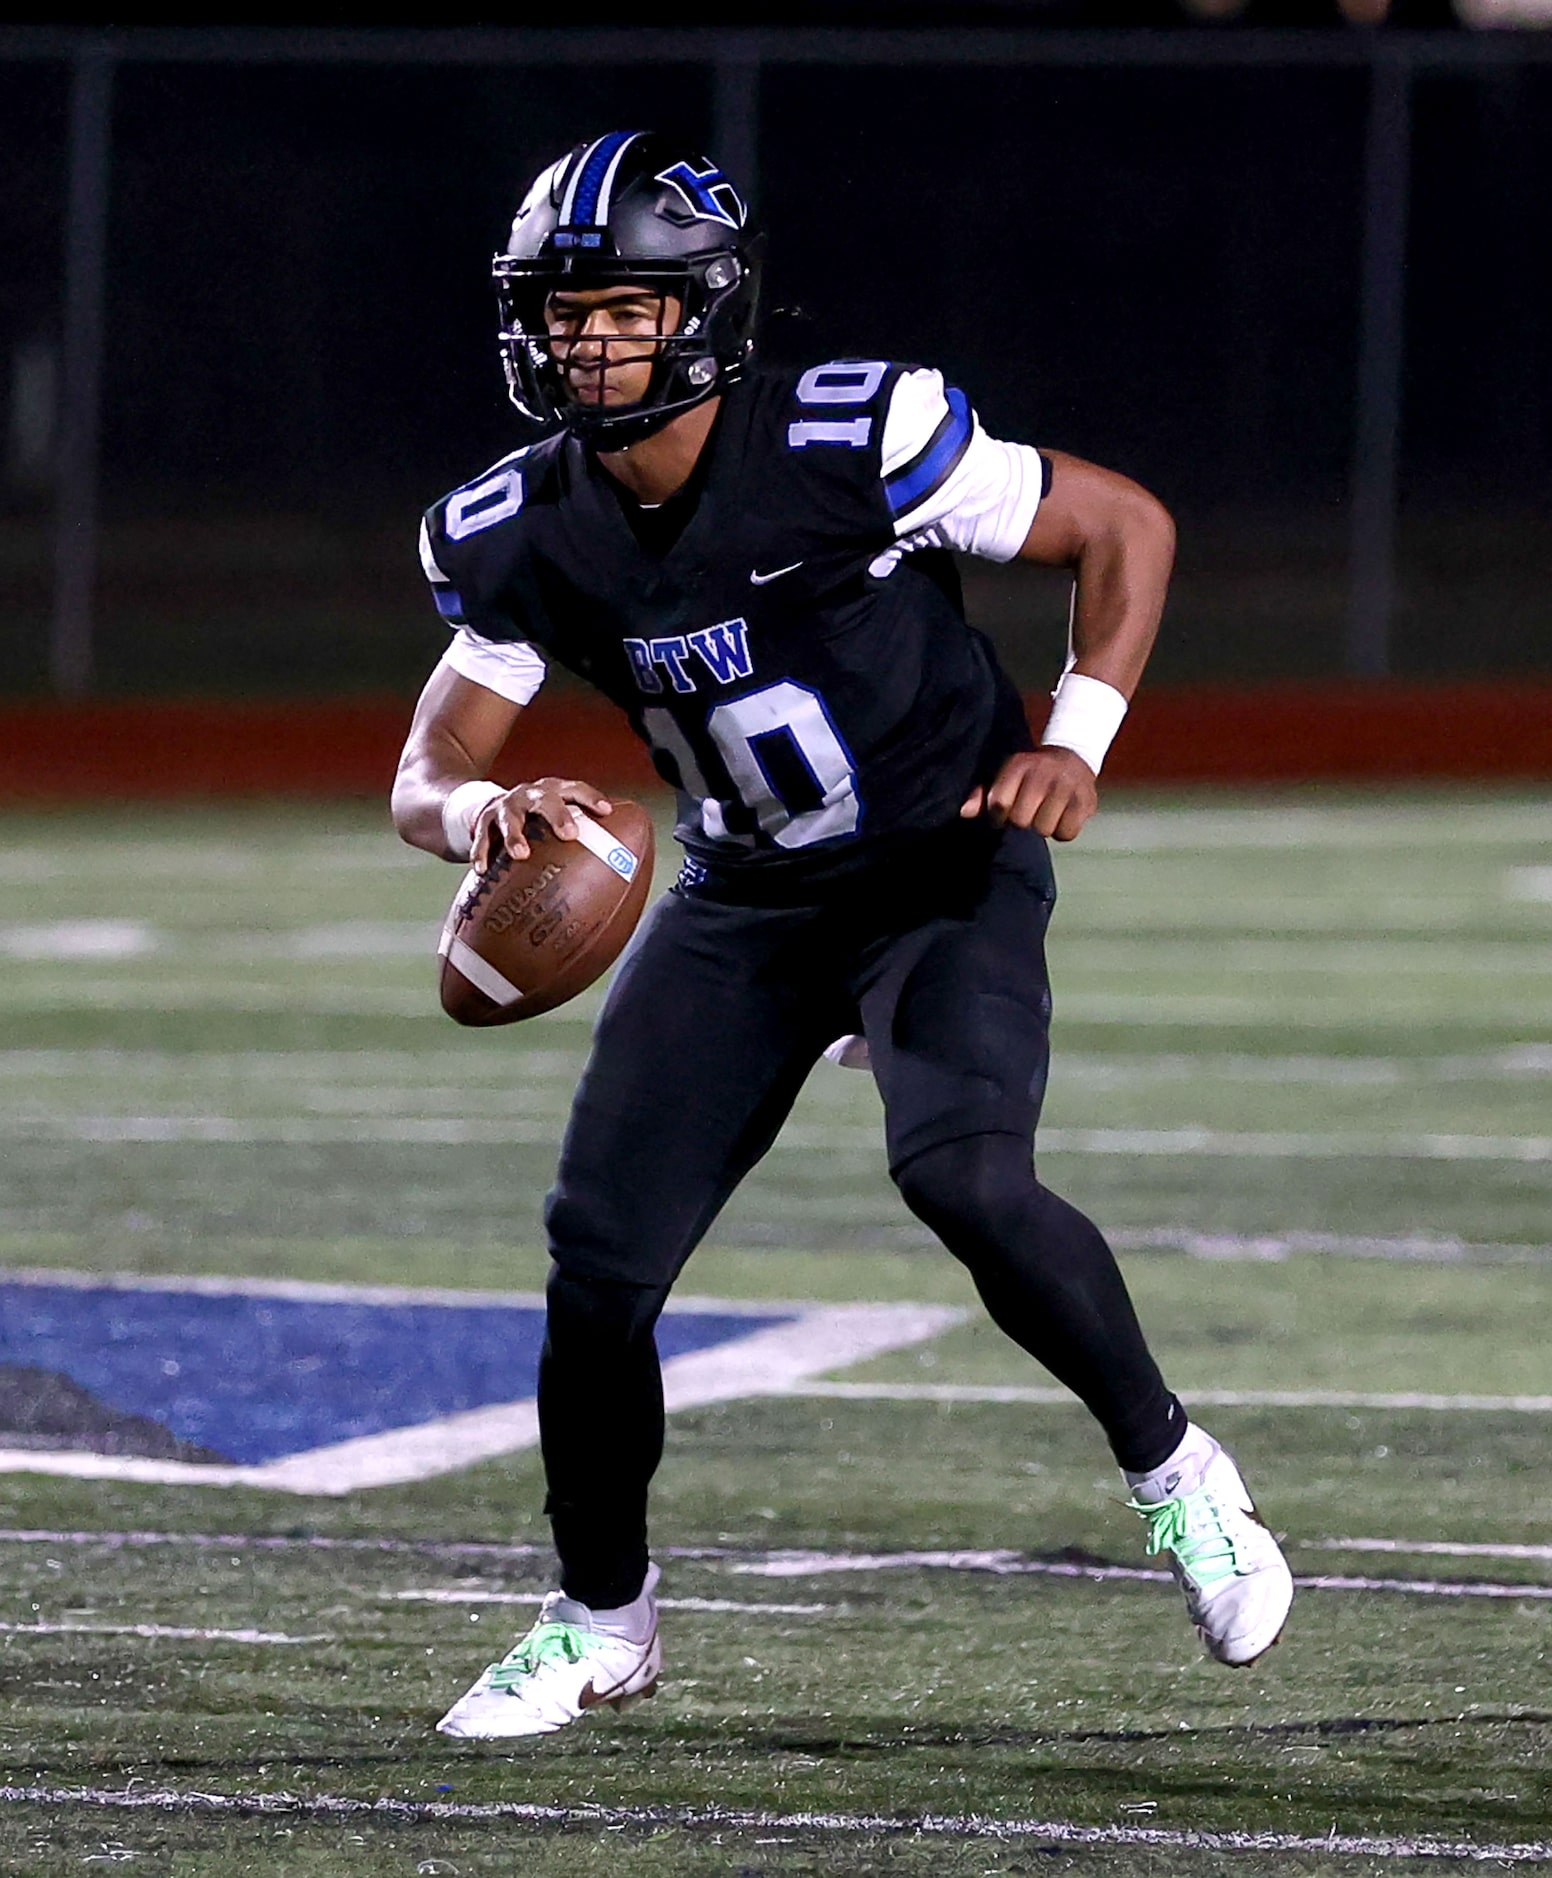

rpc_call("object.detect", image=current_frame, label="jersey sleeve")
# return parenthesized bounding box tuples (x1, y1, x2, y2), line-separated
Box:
(880, 368, 1049, 563)
(417, 512, 547, 706)
(439, 628, 547, 706)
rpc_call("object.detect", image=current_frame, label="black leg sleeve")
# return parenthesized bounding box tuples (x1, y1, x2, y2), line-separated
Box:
(538, 1264, 671, 1610)
(893, 1133, 1184, 1473)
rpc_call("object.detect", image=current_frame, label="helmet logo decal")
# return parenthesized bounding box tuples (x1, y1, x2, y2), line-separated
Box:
(559, 130, 644, 229)
(655, 159, 746, 231)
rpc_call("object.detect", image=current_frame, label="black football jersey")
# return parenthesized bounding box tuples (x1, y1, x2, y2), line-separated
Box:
(421, 361, 1033, 896)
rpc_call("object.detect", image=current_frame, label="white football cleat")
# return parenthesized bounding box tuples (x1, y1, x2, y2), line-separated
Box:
(1128, 1434, 1294, 1668)
(436, 1577, 661, 1740)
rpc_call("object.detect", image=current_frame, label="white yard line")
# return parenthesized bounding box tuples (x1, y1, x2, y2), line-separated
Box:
(0, 1527, 1544, 1603)
(1109, 1227, 1552, 1264)
(0, 1297, 962, 1496)
(0, 1620, 324, 1643)
(0, 922, 157, 960)
(8, 1114, 1552, 1160)
(1047, 997, 1552, 1028)
(0, 1783, 1546, 1859)
(0, 1115, 561, 1145)
(5, 1045, 1551, 1084)
(0, 1528, 555, 1559)
(734, 1547, 1056, 1578)
(1506, 866, 1552, 901)
(1039, 1127, 1552, 1161)
(11, 929, 1552, 970)
(784, 1381, 1552, 1412)
(1077, 804, 1552, 849)
(1310, 1539, 1552, 1562)
(391, 1589, 829, 1616)
(730, 1551, 1552, 1601)
(1292, 1574, 1552, 1601)
(0, 838, 419, 877)
(0, 1048, 587, 1078)
(0, 987, 447, 1017)
(1067, 942, 1552, 973)
(0, 922, 440, 961)
(1065, 1046, 1552, 1083)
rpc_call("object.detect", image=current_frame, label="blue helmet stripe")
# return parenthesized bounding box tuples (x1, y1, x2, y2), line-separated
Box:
(569, 130, 639, 228)
(884, 386, 974, 517)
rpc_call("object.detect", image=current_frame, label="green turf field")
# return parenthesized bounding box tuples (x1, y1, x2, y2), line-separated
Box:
(0, 791, 1548, 1875)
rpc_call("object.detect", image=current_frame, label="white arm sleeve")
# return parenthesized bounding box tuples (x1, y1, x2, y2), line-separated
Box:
(439, 628, 547, 706)
(418, 516, 547, 706)
(880, 368, 1047, 564)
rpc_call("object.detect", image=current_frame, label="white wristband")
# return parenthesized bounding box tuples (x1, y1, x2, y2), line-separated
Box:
(441, 780, 505, 859)
(1038, 672, 1128, 777)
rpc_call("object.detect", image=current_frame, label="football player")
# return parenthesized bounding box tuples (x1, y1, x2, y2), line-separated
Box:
(392, 132, 1293, 1739)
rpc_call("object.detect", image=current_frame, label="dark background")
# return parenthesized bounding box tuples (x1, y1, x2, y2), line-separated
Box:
(1, 29, 1548, 698)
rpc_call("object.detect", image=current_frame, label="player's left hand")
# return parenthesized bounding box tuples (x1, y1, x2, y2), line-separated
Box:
(960, 747, 1098, 842)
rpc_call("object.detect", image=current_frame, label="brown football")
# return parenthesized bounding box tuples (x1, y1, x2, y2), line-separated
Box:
(437, 800, 655, 1027)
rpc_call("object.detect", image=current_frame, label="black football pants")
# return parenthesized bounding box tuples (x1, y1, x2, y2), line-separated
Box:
(538, 825, 1182, 1609)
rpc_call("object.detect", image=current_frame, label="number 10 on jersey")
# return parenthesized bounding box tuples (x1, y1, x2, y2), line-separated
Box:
(644, 680, 860, 851)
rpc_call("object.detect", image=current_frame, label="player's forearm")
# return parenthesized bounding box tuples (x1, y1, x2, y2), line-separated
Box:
(392, 742, 496, 862)
(1063, 486, 1175, 701)
(393, 665, 526, 860)
(1016, 453, 1175, 701)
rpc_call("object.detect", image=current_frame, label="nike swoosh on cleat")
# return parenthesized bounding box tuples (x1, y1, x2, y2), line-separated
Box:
(750, 561, 803, 585)
(577, 1627, 658, 1711)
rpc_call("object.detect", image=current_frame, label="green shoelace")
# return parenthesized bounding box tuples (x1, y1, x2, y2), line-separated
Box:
(1129, 1490, 1243, 1589)
(487, 1620, 586, 1691)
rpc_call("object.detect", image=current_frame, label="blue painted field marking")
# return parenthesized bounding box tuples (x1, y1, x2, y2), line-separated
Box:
(0, 1282, 792, 1467)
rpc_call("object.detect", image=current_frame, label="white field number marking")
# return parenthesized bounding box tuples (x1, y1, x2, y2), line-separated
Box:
(0, 1282, 959, 1497)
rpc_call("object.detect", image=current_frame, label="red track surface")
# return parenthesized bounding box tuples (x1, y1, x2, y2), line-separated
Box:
(0, 683, 1547, 799)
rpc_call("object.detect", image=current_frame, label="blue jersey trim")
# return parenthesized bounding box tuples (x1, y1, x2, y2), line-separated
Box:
(884, 385, 973, 519)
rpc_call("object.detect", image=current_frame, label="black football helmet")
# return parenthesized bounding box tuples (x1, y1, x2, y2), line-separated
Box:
(493, 131, 761, 448)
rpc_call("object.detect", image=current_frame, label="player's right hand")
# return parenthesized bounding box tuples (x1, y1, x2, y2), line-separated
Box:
(473, 778, 615, 872)
(961, 747, 1099, 842)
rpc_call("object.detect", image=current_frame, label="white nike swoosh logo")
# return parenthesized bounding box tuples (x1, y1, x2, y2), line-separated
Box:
(750, 561, 803, 586)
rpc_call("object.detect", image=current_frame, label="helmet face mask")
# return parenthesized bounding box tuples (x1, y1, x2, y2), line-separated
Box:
(494, 133, 761, 449)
